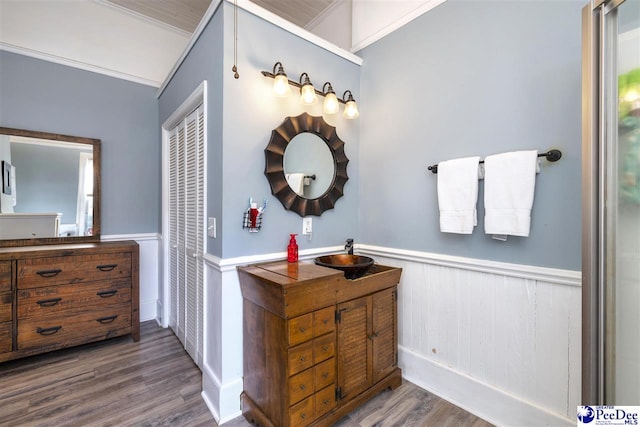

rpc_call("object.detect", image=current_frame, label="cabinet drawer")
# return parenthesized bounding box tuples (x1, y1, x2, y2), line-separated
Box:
(288, 312, 313, 346)
(314, 358, 335, 391)
(315, 384, 336, 419)
(288, 341, 313, 376)
(17, 279, 131, 319)
(0, 321, 11, 354)
(313, 332, 335, 364)
(0, 261, 10, 292)
(289, 395, 314, 426)
(0, 292, 11, 322)
(17, 303, 131, 350)
(289, 367, 314, 405)
(313, 306, 334, 337)
(17, 252, 132, 289)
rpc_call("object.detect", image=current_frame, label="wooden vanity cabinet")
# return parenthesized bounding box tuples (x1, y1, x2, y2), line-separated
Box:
(0, 241, 139, 363)
(238, 261, 402, 427)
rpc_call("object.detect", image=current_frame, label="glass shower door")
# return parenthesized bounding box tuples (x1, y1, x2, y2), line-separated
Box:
(582, 0, 640, 405)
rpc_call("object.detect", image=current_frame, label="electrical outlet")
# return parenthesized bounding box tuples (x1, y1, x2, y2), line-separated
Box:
(302, 217, 312, 235)
(208, 217, 217, 238)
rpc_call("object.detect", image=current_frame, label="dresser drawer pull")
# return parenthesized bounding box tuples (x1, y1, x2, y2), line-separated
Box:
(36, 297, 62, 307)
(299, 356, 306, 362)
(322, 372, 329, 378)
(322, 345, 329, 352)
(96, 264, 118, 272)
(322, 399, 330, 405)
(36, 269, 62, 278)
(97, 290, 118, 298)
(299, 384, 306, 391)
(300, 413, 306, 420)
(96, 315, 118, 324)
(36, 326, 62, 335)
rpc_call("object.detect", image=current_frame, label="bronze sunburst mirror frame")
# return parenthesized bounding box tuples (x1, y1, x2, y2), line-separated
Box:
(264, 113, 349, 217)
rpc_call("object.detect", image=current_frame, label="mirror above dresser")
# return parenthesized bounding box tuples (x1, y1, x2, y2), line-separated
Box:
(0, 127, 101, 248)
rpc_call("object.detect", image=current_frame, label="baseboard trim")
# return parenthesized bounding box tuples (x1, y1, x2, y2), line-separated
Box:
(201, 362, 243, 424)
(399, 346, 573, 427)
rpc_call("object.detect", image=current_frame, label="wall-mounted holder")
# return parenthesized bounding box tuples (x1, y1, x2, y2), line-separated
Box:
(242, 198, 267, 233)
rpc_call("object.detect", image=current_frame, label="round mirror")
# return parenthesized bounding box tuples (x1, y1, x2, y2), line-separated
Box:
(265, 113, 349, 217)
(283, 132, 334, 199)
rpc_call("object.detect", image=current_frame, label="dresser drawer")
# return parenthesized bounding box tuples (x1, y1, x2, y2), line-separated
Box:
(17, 252, 132, 289)
(288, 312, 313, 346)
(313, 306, 334, 336)
(314, 358, 335, 391)
(17, 303, 131, 350)
(313, 332, 335, 364)
(315, 384, 336, 418)
(0, 321, 11, 354)
(289, 395, 314, 426)
(0, 292, 11, 322)
(0, 261, 11, 292)
(288, 341, 314, 376)
(289, 367, 314, 405)
(17, 278, 131, 319)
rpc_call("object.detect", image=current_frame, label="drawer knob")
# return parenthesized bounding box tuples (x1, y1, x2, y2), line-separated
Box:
(97, 290, 118, 298)
(300, 413, 306, 420)
(96, 315, 118, 324)
(36, 269, 62, 278)
(299, 356, 306, 362)
(322, 372, 329, 378)
(96, 264, 118, 272)
(323, 399, 330, 405)
(36, 297, 62, 307)
(36, 326, 62, 335)
(299, 327, 306, 333)
(323, 319, 329, 325)
(322, 345, 329, 352)
(299, 384, 306, 391)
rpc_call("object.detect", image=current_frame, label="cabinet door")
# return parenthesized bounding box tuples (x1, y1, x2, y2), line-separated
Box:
(336, 295, 372, 401)
(372, 287, 397, 383)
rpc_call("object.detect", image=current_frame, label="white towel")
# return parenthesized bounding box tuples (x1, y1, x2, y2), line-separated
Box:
(286, 173, 305, 196)
(437, 156, 481, 234)
(484, 150, 538, 237)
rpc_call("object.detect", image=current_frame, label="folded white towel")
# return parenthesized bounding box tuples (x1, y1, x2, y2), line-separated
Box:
(484, 150, 538, 237)
(437, 156, 481, 234)
(286, 173, 305, 196)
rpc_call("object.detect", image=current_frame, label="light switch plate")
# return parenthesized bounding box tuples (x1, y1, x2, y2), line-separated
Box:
(302, 217, 312, 235)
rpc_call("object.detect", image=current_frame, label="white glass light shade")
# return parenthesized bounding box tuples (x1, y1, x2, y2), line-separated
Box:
(300, 84, 318, 105)
(273, 74, 291, 97)
(323, 92, 339, 114)
(343, 99, 360, 119)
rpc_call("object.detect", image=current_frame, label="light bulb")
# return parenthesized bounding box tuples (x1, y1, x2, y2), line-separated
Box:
(300, 84, 318, 105)
(323, 92, 339, 114)
(273, 74, 291, 97)
(343, 100, 359, 119)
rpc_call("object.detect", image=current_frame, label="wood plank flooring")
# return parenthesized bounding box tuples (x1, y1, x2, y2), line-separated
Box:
(0, 321, 493, 427)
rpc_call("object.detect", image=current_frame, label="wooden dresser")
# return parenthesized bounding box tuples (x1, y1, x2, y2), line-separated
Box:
(238, 260, 402, 427)
(0, 241, 139, 363)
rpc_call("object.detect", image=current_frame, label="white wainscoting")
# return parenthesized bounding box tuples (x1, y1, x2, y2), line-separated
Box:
(102, 233, 160, 322)
(359, 245, 581, 427)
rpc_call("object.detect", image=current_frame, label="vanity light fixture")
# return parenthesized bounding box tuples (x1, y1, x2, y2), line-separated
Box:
(299, 73, 318, 105)
(342, 90, 360, 119)
(272, 62, 291, 97)
(260, 62, 360, 119)
(322, 82, 339, 114)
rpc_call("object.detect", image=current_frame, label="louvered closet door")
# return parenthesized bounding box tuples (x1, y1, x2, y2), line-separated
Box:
(168, 106, 205, 367)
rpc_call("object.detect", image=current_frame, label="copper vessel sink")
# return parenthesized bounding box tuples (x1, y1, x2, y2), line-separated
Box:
(314, 254, 375, 279)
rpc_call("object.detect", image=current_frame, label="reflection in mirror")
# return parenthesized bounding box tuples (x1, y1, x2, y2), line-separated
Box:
(264, 113, 349, 217)
(0, 127, 100, 247)
(283, 133, 334, 199)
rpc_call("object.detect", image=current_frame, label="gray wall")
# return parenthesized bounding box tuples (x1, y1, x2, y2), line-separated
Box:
(358, 0, 583, 270)
(0, 51, 161, 235)
(160, 3, 361, 258)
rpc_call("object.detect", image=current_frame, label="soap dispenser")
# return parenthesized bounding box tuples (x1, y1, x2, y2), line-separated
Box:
(287, 234, 298, 263)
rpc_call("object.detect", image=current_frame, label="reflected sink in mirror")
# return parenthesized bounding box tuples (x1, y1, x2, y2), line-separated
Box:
(314, 254, 375, 279)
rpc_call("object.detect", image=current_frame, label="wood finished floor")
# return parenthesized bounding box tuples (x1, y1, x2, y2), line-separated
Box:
(0, 321, 493, 427)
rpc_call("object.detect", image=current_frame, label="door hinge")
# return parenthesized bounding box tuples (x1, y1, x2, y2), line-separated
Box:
(335, 386, 346, 401)
(392, 289, 398, 302)
(335, 308, 347, 323)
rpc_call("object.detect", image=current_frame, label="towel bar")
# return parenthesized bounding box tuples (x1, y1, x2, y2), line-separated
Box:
(427, 149, 562, 174)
